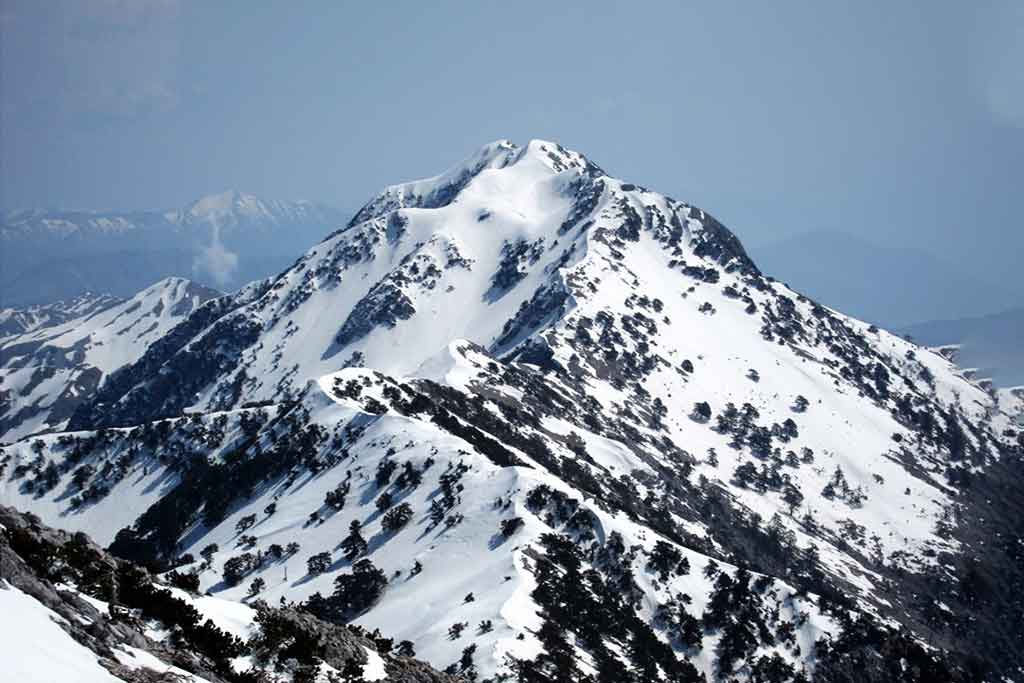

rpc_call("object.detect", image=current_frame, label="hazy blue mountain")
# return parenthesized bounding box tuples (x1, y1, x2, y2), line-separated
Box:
(747, 231, 1019, 329)
(0, 190, 349, 306)
(902, 307, 1024, 387)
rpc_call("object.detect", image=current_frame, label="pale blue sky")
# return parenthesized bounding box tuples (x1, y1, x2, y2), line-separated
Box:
(2, 1, 1022, 288)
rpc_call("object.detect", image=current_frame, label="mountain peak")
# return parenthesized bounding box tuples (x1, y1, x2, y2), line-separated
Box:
(0, 275, 221, 440)
(345, 139, 606, 231)
(186, 189, 265, 222)
(6, 140, 1022, 682)
(518, 138, 604, 176)
(138, 275, 222, 301)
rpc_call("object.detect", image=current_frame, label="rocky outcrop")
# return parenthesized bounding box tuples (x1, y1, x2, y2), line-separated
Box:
(0, 505, 460, 683)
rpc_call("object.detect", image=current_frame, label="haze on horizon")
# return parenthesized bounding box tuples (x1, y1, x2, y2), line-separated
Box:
(1, 0, 1021, 303)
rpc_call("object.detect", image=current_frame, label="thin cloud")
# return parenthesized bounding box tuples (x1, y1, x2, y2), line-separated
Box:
(4, 0, 185, 120)
(971, 0, 1024, 127)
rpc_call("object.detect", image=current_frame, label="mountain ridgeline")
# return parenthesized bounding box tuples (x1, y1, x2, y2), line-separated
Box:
(1, 140, 1022, 682)
(0, 278, 222, 442)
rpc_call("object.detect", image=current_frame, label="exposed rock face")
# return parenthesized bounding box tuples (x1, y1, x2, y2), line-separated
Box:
(0, 506, 234, 683)
(0, 505, 459, 682)
(249, 606, 463, 683)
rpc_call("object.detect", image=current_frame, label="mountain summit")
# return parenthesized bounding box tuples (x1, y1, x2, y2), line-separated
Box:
(2, 140, 1021, 681)
(180, 189, 342, 229)
(68, 138, 762, 421)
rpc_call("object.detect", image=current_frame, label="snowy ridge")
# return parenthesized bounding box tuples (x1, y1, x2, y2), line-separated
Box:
(0, 277, 220, 442)
(0, 584, 131, 683)
(1, 140, 1022, 681)
(0, 292, 122, 339)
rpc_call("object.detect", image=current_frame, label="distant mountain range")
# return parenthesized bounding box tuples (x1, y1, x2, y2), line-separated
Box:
(0, 190, 348, 306)
(902, 307, 1024, 387)
(747, 231, 1020, 329)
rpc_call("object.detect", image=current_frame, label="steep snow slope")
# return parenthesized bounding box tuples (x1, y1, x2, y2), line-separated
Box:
(0, 278, 220, 442)
(64, 138, 1015, 575)
(66, 141, 707, 416)
(2, 140, 1021, 681)
(0, 388, 840, 681)
(0, 584, 127, 683)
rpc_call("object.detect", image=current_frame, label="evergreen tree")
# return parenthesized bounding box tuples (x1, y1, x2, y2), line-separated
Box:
(382, 502, 414, 532)
(325, 481, 350, 510)
(222, 553, 256, 586)
(247, 577, 265, 597)
(235, 514, 256, 534)
(199, 543, 219, 567)
(337, 657, 365, 683)
(318, 559, 388, 621)
(341, 520, 367, 560)
(375, 490, 394, 511)
(782, 482, 804, 514)
(306, 551, 331, 575)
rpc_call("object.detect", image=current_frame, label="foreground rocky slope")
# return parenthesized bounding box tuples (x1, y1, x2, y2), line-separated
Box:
(0, 505, 458, 682)
(2, 140, 1022, 681)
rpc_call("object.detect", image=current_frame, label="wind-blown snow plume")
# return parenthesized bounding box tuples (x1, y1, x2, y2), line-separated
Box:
(193, 217, 238, 287)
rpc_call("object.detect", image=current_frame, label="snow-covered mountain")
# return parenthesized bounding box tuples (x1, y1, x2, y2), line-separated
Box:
(0, 292, 122, 338)
(0, 278, 220, 442)
(1, 140, 1022, 681)
(0, 192, 348, 306)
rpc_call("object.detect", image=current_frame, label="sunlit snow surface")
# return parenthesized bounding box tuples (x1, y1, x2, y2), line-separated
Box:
(0, 583, 124, 683)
